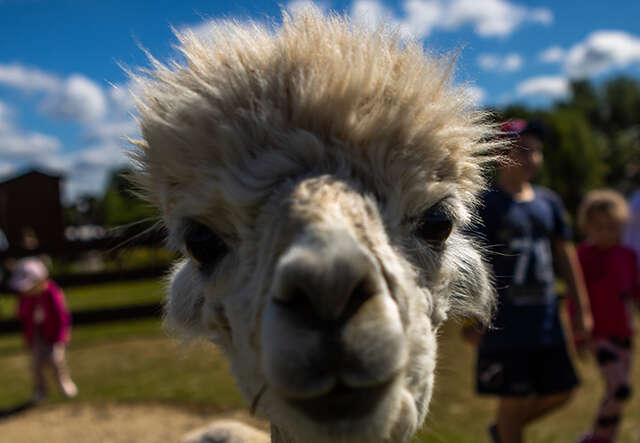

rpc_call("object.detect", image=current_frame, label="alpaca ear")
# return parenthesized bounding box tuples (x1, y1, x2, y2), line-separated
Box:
(446, 240, 495, 326)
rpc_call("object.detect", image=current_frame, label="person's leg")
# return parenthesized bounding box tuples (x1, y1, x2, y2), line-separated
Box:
(495, 391, 572, 443)
(496, 343, 579, 442)
(51, 343, 77, 398)
(522, 391, 573, 423)
(590, 340, 631, 442)
(496, 396, 529, 443)
(477, 348, 534, 443)
(30, 340, 48, 402)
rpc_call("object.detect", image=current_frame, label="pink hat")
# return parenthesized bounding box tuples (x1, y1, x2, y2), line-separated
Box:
(8, 257, 49, 292)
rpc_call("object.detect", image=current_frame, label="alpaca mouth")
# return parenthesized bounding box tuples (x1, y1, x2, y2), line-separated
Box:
(286, 381, 392, 421)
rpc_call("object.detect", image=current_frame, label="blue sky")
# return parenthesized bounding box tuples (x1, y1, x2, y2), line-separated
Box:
(1, 0, 640, 201)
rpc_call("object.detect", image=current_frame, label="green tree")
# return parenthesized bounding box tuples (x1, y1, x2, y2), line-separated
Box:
(566, 80, 602, 128)
(536, 110, 609, 215)
(607, 126, 640, 192)
(602, 77, 640, 134)
(100, 168, 158, 228)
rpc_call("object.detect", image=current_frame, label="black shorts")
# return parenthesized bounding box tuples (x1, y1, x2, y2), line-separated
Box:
(476, 344, 579, 396)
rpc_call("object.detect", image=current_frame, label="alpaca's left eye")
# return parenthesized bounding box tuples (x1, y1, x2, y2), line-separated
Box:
(413, 206, 453, 247)
(184, 220, 228, 267)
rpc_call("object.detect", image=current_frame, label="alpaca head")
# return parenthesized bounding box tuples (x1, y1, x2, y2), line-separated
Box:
(131, 9, 498, 443)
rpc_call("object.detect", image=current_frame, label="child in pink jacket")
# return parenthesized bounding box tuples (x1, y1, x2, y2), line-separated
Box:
(9, 257, 78, 402)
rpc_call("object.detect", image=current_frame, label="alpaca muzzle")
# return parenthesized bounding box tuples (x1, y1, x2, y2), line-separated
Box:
(260, 228, 408, 419)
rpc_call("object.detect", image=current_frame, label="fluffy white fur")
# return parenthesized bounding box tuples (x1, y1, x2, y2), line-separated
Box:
(131, 8, 502, 443)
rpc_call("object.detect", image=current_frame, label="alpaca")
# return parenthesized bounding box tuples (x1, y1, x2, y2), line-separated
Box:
(130, 8, 501, 443)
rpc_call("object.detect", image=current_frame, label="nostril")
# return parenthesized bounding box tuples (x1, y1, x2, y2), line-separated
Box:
(339, 278, 376, 323)
(273, 285, 320, 325)
(274, 275, 378, 328)
(274, 284, 306, 306)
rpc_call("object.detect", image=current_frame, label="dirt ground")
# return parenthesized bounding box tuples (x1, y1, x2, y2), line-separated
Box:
(0, 403, 269, 443)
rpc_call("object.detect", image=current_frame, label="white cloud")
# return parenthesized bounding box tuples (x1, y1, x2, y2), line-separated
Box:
(73, 143, 128, 170)
(0, 63, 60, 92)
(0, 133, 61, 158)
(397, 0, 442, 39)
(85, 120, 139, 143)
(0, 64, 138, 199)
(183, 0, 552, 49)
(439, 0, 553, 37)
(0, 64, 109, 123)
(464, 85, 486, 105)
(349, 0, 552, 39)
(68, 144, 129, 199)
(351, 0, 396, 31)
(350, 1, 440, 44)
(528, 7, 553, 25)
(516, 75, 568, 98)
(496, 91, 515, 105)
(40, 74, 107, 122)
(0, 100, 62, 160)
(564, 30, 640, 78)
(84, 83, 141, 152)
(515, 31, 640, 107)
(478, 53, 523, 72)
(504, 54, 524, 71)
(539, 46, 565, 63)
(27, 142, 130, 200)
(477, 55, 499, 70)
(183, 18, 228, 44)
(64, 170, 110, 201)
(66, 107, 138, 199)
(0, 100, 13, 132)
(109, 83, 138, 114)
(287, 0, 329, 15)
(0, 162, 14, 178)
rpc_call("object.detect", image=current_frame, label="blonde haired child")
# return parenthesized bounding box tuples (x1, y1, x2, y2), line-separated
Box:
(574, 189, 639, 443)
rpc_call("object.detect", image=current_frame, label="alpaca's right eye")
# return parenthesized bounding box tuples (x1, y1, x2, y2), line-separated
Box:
(184, 220, 228, 267)
(413, 205, 454, 248)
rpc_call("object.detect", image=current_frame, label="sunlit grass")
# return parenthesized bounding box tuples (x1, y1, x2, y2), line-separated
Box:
(414, 314, 640, 442)
(0, 318, 244, 413)
(0, 279, 639, 442)
(0, 278, 165, 317)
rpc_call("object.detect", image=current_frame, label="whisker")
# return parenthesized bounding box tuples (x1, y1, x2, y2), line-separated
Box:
(250, 383, 268, 415)
(106, 218, 166, 254)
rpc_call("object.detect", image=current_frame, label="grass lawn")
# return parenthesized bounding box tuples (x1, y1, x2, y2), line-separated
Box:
(0, 278, 165, 317)
(0, 318, 244, 413)
(0, 279, 639, 442)
(416, 315, 640, 443)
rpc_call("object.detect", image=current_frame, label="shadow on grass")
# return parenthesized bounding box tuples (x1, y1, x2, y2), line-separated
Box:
(0, 400, 36, 421)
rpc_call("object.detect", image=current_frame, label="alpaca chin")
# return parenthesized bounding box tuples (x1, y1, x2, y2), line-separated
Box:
(264, 376, 420, 443)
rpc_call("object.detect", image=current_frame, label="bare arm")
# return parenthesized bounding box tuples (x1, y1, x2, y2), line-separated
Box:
(553, 238, 593, 340)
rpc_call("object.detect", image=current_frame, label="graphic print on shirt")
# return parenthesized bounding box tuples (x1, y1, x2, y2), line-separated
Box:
(507, 236, 554, 304)
(510, 237, 554, 285)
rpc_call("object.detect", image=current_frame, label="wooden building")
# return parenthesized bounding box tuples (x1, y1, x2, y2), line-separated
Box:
(0, 169, 65, 256)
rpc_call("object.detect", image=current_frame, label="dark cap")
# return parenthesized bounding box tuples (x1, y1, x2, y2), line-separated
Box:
(500, 119, 546, 140)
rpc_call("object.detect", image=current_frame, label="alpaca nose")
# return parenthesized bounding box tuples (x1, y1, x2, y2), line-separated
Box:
(273, 230, 381, 323)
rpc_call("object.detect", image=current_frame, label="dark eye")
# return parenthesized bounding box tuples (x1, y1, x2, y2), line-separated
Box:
(184, 220, 228, 267)
(414, 207, 453, 247)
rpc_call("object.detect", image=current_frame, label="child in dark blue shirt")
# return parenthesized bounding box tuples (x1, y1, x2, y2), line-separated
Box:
(466, 120, 593, 443)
